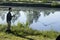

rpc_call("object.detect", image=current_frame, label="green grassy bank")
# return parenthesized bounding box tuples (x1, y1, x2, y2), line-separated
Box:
(0, 22, 60, 40)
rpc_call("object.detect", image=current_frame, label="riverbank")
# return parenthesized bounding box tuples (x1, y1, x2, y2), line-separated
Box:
(0, 22, 60, 40)
(0, 2, 60, 8)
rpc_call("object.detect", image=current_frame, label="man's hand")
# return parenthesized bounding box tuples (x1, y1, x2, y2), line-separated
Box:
(12, 15, 15, 17)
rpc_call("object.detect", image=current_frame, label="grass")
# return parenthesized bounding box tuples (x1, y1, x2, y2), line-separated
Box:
(0, 22, 60, 40)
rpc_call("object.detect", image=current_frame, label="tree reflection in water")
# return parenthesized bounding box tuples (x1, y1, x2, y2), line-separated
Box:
(12, 10, 20, 23)
(25, 9, 55, 25)
(0, 8, 55, 25)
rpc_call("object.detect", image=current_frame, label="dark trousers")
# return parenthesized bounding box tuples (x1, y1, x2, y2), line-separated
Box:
(7, 21, 11, 31)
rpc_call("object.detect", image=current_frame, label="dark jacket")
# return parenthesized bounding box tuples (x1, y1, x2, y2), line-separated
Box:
(6, 12, 12, 22)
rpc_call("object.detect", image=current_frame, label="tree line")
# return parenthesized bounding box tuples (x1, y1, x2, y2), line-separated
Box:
(0, 0, 58, 2)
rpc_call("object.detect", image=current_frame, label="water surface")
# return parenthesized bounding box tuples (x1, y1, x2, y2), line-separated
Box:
(0, 7, 60, 32)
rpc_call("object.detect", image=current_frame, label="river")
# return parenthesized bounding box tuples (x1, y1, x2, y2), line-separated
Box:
(0, 7, 60, 32)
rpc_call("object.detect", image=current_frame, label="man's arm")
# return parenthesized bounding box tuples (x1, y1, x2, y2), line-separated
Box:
(12, 15, 15, 17)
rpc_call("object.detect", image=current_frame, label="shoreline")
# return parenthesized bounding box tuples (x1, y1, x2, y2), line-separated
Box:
(0, 2, 60, 8)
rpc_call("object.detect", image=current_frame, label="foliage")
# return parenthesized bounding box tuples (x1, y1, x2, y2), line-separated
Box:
(51, 1, 59, 6)
(41, 0, 48, 3)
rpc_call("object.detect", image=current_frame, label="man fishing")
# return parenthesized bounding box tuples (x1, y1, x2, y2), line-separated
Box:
(6, 7, 15, 32)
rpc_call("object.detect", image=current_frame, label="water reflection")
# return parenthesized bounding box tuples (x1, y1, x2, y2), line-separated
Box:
(25, 10, 41, 25)
(0, 8, 60, 32)
(12, 11, 20, 23)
